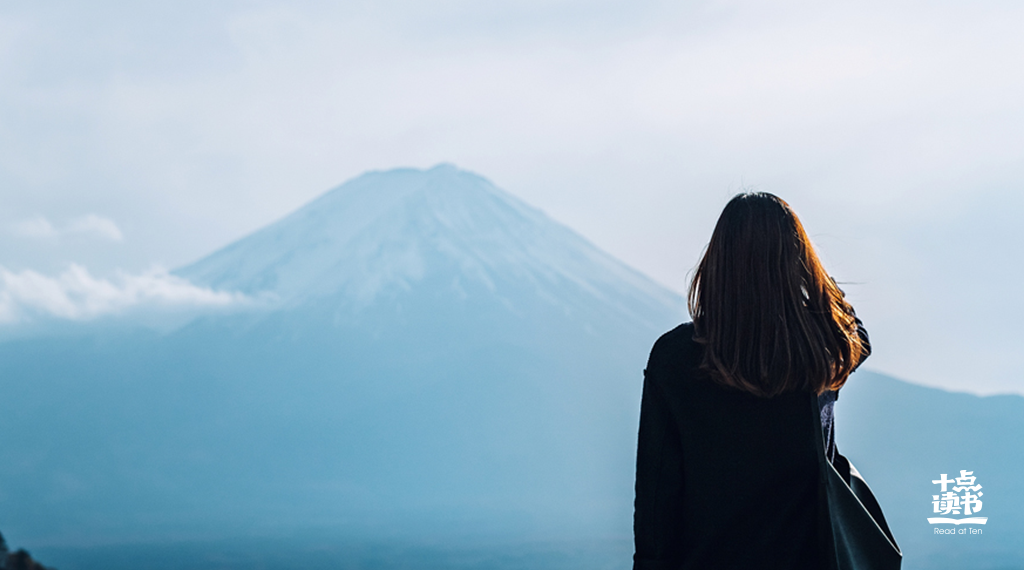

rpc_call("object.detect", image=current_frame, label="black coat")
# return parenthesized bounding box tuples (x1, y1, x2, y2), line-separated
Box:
(633, 322, 851, 569)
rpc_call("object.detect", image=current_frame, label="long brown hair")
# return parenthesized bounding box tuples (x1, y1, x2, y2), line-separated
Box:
(687, 192, 864, 397)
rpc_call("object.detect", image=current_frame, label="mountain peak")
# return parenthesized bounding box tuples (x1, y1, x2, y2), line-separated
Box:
(428, 161, 458, 172)
(177, 165, 681, 324)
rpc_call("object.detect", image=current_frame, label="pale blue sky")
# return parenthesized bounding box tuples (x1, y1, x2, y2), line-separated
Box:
(1, 0, 1023, 394)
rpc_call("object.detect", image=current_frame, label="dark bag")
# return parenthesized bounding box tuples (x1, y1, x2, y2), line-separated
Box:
(810, 394, 902, 570)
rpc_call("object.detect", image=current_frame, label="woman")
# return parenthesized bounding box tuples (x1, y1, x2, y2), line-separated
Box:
(633, 192, 871, 569)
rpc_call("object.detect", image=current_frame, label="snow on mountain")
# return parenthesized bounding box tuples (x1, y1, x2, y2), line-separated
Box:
(177, 163, 681, 328)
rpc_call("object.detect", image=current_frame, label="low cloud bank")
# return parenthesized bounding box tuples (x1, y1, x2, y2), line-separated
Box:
(8, 214, 124, 242)
(0, 264, 250, 324)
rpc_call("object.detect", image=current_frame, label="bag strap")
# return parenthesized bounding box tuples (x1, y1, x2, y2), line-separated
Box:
(809, 392, 839, 569)
(809, 392, 830, 465)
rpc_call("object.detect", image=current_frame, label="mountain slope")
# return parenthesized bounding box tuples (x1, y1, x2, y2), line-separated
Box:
(0, 165, 687, 545)
(836, 370, 1024, 569)
(177, 163, 678, 330)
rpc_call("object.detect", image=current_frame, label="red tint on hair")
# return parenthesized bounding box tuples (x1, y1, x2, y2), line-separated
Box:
(687, 192, 865, 397)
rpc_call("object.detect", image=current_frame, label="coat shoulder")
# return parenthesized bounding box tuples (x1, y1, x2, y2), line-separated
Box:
(646, 322, 699, 378)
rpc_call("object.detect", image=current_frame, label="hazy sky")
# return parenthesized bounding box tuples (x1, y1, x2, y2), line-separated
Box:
(1, 0, 1022, 395)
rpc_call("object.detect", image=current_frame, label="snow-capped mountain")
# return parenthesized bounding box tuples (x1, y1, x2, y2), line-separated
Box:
(0, 165, 688, 546)
(178, 163, 678, 328)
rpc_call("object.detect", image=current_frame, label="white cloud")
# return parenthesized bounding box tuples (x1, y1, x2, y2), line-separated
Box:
(66, 214, 124, 241)
(9, 214, 124, 242)
(0, 264, 250, 323)
(9, 216, 59, 239)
